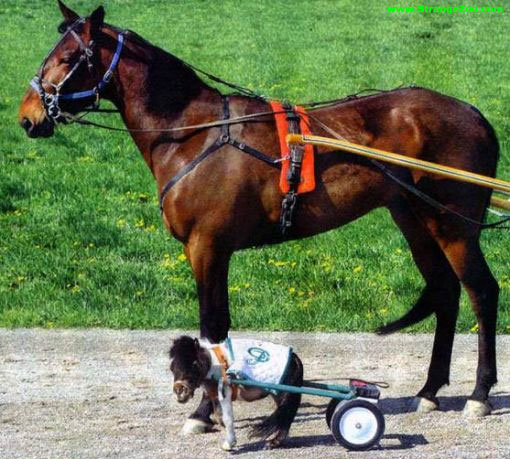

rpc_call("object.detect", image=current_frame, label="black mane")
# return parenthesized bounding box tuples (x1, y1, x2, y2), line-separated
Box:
(169, 336, 199, 361)
(107, 25, 207, 117)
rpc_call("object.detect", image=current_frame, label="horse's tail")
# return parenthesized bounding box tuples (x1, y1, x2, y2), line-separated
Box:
(376, 296, 435, 334)
(249, 353, 303, 441)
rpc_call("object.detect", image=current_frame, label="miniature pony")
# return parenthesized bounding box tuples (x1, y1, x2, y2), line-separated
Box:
(169, 335, 303, 450)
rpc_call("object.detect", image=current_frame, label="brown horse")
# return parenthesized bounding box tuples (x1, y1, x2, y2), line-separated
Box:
(19, 1, 500, 430)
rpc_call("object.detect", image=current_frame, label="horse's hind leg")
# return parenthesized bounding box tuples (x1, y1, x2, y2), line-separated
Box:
(249, 354, 303, 448)
(431, 235, 499, 416)
(384, 199, 461, 411)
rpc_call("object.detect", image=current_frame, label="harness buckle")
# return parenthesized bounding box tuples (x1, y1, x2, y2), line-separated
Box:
(280, 191, 297, 235)
(220, 134, 230, 144)
(103, 70, 113, 83)
(44, 93, 55, 105)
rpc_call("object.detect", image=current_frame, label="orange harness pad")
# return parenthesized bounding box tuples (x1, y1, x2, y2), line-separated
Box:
(270, 101, 315, 194)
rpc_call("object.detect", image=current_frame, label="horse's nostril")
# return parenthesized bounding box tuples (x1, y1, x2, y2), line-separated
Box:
(21, 118, 33, 132)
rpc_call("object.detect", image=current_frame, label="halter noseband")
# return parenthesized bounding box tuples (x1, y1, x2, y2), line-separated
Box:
(30, 18, 124, 125)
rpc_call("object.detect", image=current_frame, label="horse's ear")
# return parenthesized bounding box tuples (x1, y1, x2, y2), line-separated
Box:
(89, 6, 105, 36)
(58, 0, 79, 22)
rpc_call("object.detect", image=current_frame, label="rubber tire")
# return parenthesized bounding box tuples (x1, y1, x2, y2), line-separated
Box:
(330, 399, 385, 451)
(326, 399, 345, 428)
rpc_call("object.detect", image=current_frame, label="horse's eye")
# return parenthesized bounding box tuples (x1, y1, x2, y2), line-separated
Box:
(58, 23, 69, 34)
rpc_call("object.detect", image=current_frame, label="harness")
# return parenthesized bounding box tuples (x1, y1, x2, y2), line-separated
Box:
(158, 96, 314, 234)
(210, 345, 238, 401)
(158, 97, 315, 235)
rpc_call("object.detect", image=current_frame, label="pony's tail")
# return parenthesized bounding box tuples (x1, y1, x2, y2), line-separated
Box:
(376, 296, 435, 334)
(249, 354, 303, 440)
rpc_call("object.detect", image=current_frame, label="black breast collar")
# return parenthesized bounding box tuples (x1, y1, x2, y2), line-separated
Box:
(159, 96, 281, 212)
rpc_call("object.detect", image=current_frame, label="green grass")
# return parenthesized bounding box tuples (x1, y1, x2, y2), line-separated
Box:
(1, 0, 510, 332)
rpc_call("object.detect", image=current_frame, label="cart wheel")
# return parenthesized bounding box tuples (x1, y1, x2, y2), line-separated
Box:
(326, 399, 346, 428)
(330, 399, 385, 451)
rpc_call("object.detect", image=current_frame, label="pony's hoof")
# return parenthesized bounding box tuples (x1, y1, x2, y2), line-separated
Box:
(411, 396, 439, 413)
(464, 399, 492, 417)
(264, 439, 282, 450)
(211, 411, 224, 427)
(181, 418, 212, 435)
(221, 440, 236, 451)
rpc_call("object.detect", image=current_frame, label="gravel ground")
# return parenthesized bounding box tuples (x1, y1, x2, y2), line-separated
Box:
(1, 329, 509, 459)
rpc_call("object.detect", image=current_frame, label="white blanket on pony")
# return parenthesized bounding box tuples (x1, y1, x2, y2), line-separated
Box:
(224, 338, 292, 385)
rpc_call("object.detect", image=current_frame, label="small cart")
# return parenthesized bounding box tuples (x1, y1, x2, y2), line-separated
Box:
(228, 377, 385, 451)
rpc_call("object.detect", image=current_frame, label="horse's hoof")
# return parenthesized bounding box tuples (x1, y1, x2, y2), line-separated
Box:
(221, 440, 236, 451)
(464, 399, 492, 417)
(181, 418, 212, 435)
(410, 396, 439, 413)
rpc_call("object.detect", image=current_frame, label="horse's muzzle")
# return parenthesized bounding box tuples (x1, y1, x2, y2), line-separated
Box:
(20, 117, 54, 138)
(173, 381, 194, 403)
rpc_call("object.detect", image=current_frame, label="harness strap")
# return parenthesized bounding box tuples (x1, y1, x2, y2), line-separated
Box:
(211, 346, 238, 401)
(226, 138, 281, 168)
(159, 97, 281, 212)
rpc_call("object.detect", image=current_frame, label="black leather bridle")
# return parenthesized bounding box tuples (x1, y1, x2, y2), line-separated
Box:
(29, 18, 124, 125)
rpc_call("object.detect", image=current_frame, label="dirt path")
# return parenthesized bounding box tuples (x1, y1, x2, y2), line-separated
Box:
(1, 330, 509, 458)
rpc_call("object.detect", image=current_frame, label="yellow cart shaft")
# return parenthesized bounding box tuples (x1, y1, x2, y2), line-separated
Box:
(287, 134, 510, 204)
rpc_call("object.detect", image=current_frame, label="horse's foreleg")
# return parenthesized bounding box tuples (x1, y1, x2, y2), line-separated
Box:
(182, 237, 232, 433)
(387, 200, 461, 412)
(434, 237, 499, 416)
(188, 239, 232, 343)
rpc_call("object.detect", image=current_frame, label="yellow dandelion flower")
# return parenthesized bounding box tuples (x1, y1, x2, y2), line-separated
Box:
(177, 253, 187, 262)
(470, 323, 479, 333)
(288, 287, 296, 294)
(353, 265, 363, 273)
(78, 155, 94, 163)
